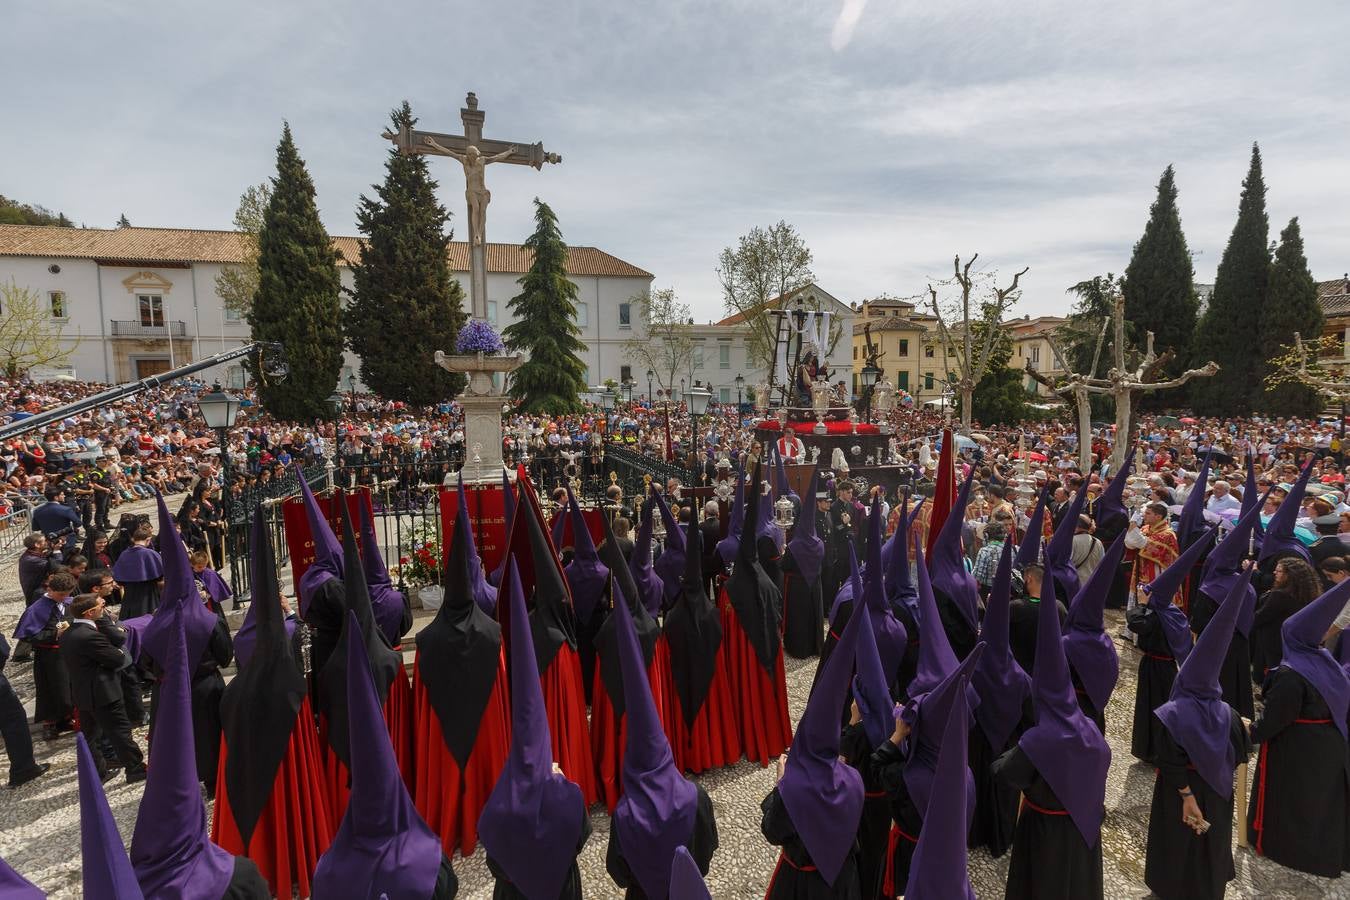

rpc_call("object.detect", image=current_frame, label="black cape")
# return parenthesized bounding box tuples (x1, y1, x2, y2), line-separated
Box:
(1126, 604, 1178, 763)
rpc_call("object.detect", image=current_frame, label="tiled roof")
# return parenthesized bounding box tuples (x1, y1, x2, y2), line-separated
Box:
(1318, 278, 1350, 318)
(852, 316, 932, 334)
(0, 224, 653, 279)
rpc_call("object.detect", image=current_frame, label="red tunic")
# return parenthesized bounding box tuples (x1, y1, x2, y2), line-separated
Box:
(661, 632, 741, 775)
(718, 585, 792, 765)
(211, 695, 333, 900)
(540, 642, 599, 807)
(317, 670, 414, 828)
(590, 638, 674, 811)
(411, 655, 511, 858)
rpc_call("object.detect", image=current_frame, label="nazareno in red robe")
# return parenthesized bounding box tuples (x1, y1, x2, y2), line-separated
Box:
(212, 695, 333, 899)
(411, 654, 511, 856)
(539, 640, 599, 807)
(591, 635, 673, 811)
(661, 629, 741, 775)
(719, 582, 792, 765)
(317, 672, 413, 827)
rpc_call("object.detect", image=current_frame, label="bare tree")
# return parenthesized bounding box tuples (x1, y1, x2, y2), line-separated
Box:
(0, 280, 78, 378)
(928, 253, 1028, 434)
(717, 221, 816, 370)
(1267, 331, 1350, 399)
(623, 288, 695, 397)
(1026, 318, 1109, 471)
(214, 182, 272, 317)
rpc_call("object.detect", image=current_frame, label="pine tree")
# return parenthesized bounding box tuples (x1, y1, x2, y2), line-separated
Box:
(248, 123, 343, 421)
(502, 199, 588, 413)
(1260, 217, 1324, 416)
(1191, 144, 1270, 416)
(346, 102, 467, 405)
(115, 213, 131, 228)
(966, 322, 1030, 426)
(1122, 166, 1197, 393)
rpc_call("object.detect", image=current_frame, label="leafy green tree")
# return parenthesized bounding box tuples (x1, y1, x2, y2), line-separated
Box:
(1259, 217, 1324, 416)
(502, 199, 588, 413)
(1062, 274, 1121, 418)
(346, 102, 467, 404)
(248, 123, 343, 421)
(1122, 166, 1198, 396)
(1192, 144, 1270, 416)
(956, 314, 1031, 426)
(716, 222, 823, 368)
(214, 183, 271, 318)
(0, 196, 73, 227)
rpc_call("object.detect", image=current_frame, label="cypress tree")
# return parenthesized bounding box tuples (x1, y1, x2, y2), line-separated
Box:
(248, 123, 343, 421)
(1260, 217, 1324, 416)
(1191, 144, 1269, 416)
(346, 102, 467, 404)
(502, 199, 588, 413)
(1122, 166, 1197, 393)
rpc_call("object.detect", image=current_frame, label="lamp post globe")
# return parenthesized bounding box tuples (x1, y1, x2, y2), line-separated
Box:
(734, 373, 745, 411)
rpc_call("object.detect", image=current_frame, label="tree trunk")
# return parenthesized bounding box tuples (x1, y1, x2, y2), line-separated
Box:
(960, 387, 973, 435)
(1075, 386, 1092, 473)
(1110, 385, 1133, 472)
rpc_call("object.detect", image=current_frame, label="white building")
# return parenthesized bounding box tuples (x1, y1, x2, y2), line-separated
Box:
(0, 223, 654, 390)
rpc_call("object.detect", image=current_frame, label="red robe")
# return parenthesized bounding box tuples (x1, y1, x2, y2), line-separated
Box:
(211, 695, 333, 900)
(590, 638, 674, 811)
(718, 584, 792, 765)
(540, 641, 599, 808)
(318, 670, 414, 827)
(411, 655, 511, 857)
(661, 632, 741, 775)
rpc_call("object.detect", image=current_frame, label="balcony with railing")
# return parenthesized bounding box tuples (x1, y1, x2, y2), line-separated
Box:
(110, 320, 188, 338)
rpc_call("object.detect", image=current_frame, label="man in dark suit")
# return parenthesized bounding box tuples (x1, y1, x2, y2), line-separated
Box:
(32, 486, 83, 558)
(0, 633, 47, 788)
(59, 594, 146, 783)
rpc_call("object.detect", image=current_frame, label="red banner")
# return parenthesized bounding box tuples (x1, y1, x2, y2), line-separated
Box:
(282, 488, 371, 592)
(548, 508, 605, 551)
(440, 485, 509, 576)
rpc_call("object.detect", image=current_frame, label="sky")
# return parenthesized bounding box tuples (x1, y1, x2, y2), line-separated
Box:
(7, 0, 1350, 322)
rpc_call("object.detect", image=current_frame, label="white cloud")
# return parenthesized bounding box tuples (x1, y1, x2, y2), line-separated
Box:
(831, 0, 870, 51)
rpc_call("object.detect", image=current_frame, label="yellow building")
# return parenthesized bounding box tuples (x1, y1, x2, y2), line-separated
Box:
(849, 297, 956, 404)
(1007, 315, 1069, 399)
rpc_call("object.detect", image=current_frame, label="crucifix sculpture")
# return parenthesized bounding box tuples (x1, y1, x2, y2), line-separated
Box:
(383, 92, 562, 320)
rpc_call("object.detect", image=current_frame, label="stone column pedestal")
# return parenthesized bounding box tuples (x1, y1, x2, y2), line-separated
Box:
(434, 349, 522, 485)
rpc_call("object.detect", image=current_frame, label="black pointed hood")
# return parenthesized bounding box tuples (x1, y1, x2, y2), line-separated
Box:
(664, 516, 723, 728)
(725, 462, 782, 673)
(597, 508, 660, 716)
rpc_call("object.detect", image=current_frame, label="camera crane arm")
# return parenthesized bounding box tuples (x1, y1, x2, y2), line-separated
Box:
(0, 341, 287, 445)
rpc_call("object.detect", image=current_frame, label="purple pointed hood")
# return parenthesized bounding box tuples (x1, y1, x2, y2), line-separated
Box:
(650, 486, 686, 609)
(76, 733, 144, 900)
(904, 673, 976, 900)
(1259, 456, 1315, 565)
(612, 562, 701, 900)
(1019, 574, 1111, 847)
(140, 490, 218, 668)
(927, 475, 979, 629)
(1044, 485, 1087, 600)
(715, 464, 745, 566)
(1015, 487, 1050, 569)
(772, 444, 798, 506)
(901, 641, 984, 819)
(1094, 453, 1133, 534)
(313, 611, 441, 899)
(359, 498, 408, 646)
(786, 465, 825, 586)
(780, 570, 866, 887)
(1199, 495, 1266, 638)
(1141, 526, 1217, 665)
(296, 467, 342, 615)
(1279, 576, 1350, 739)
(1241, 452, 1265, 554)
(488, 468, 516, 587)
(630, 502, 666, 618)
(852, 601, 896, 748)
(669, 845, 711, 900)
(130, 610, 235, 899)
(478, 560, 586, 899)
(0, 857, 42, 900)
(456, 474, 499, 615)
(884, 498, 924, 620)
(863, 496, 907, 681)
(971, 539, 1032, 750)
(563, 489, 608, 625)
(1156, 568, 1251, 798)
(909, 541, 960, 698)
(231, 505, 298, 670)
(1176, 451, 1214, 552)
(1062, 534, 1127, 713)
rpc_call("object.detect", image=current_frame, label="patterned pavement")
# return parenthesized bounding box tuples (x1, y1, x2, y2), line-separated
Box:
(2, 546, 1349, 899)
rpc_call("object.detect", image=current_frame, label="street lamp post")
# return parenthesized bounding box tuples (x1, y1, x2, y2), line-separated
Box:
(683, 380, 713, 489)
(347, 374, 357, 414)
(196, 381, 242, 602)
(646, 369, 654, 405)
(735, 373, 745, 412)
(859, 362, 881, 419)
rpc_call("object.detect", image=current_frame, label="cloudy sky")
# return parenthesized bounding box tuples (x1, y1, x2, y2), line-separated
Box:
(8, 1, 1349, 321)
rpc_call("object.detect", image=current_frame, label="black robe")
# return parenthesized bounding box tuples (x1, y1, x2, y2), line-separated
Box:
(872, 740, 923, 897)
(118, 579, 162, 620)
(1008, 598, 1066, 677)
(933, 586, 978, 662)
(28, 604, 72, 725)
(1126, 604, 1177, 763)
(840, 723, 888, 898)
(487, 808, 590, 899)
(605, 784, 719, 900)
(1145, 708, 1251, 900)
(1247, 668, 1350, 877)
(303, 577, 347, 692)
(1250, 587, 1303, 686)
(993, 745, 1104, 900)
(761, 786, 863, 899)
(781, 548, 824, 660)
(891, 604, 919, 700)
(221, 855, 274, 899)
(1068, 664, 1106, 735)
(968, 698, 1032, 858)
(1188, 591, 1254, 719)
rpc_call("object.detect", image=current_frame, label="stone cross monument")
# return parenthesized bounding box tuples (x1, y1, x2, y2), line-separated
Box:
(384, 92, 561, 482)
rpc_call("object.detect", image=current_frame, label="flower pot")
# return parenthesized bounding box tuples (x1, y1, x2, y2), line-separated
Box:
(416, 584, 444, 611)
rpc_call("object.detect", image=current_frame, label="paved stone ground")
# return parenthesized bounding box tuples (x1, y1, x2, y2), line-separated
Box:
(3, 512, 1348, 897)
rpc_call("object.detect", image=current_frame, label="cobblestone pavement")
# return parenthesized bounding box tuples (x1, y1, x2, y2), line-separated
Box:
(2, 533, 1349, 899)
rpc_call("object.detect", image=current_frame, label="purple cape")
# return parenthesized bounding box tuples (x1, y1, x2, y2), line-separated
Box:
(629, 503, 666, 618)
(0, 857, 42, 900)
(1141, 526, 1217, 665)
(852, 601, 897, 748)
(231, 605, 298, 670)
(194, 568, 232, 611)
(140, 492, 219, 670)
(651, 486, 686, 608)
(971, 539, 1032, 751)
(1093, 454, 1133, 534)
(884, 498, 923, 621)
(562, 489, 608, 625)
(1018, 575, 1110, 847)
(904, 672, 976, 900)
(1062, 534, 1127, 713)
(779, 561, 865, 887)
(861, 496, 907, 683)
(129, 610, 235, 898)
(669, 845, 711, 900)
(901, 642, 983, 820)
(111, 544, 162, 584)
(296, 468, 343, 616)
(907, 542, 960, 699)
(715, 465, 745, 567)
(927, 475, 979, 630)
(1044, 485, 1087, 601)
(312, 611, 442, 899)
(13, 595, 64, 642)
(1278, 576, 1350, 740)
(785, 466, 825, 586)
(478, 560, 586, 898)
(359, 498, 409, 646)
(1198, 497, 1265, 638)
(1258, 456, 1315, 565)
(1176, 451, 1214, 553)
(1155, 569, 1251, 798)
(611, 563, 700, 900)
(1014, 487, 1049, 569)
(76, 733, 144, 899)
